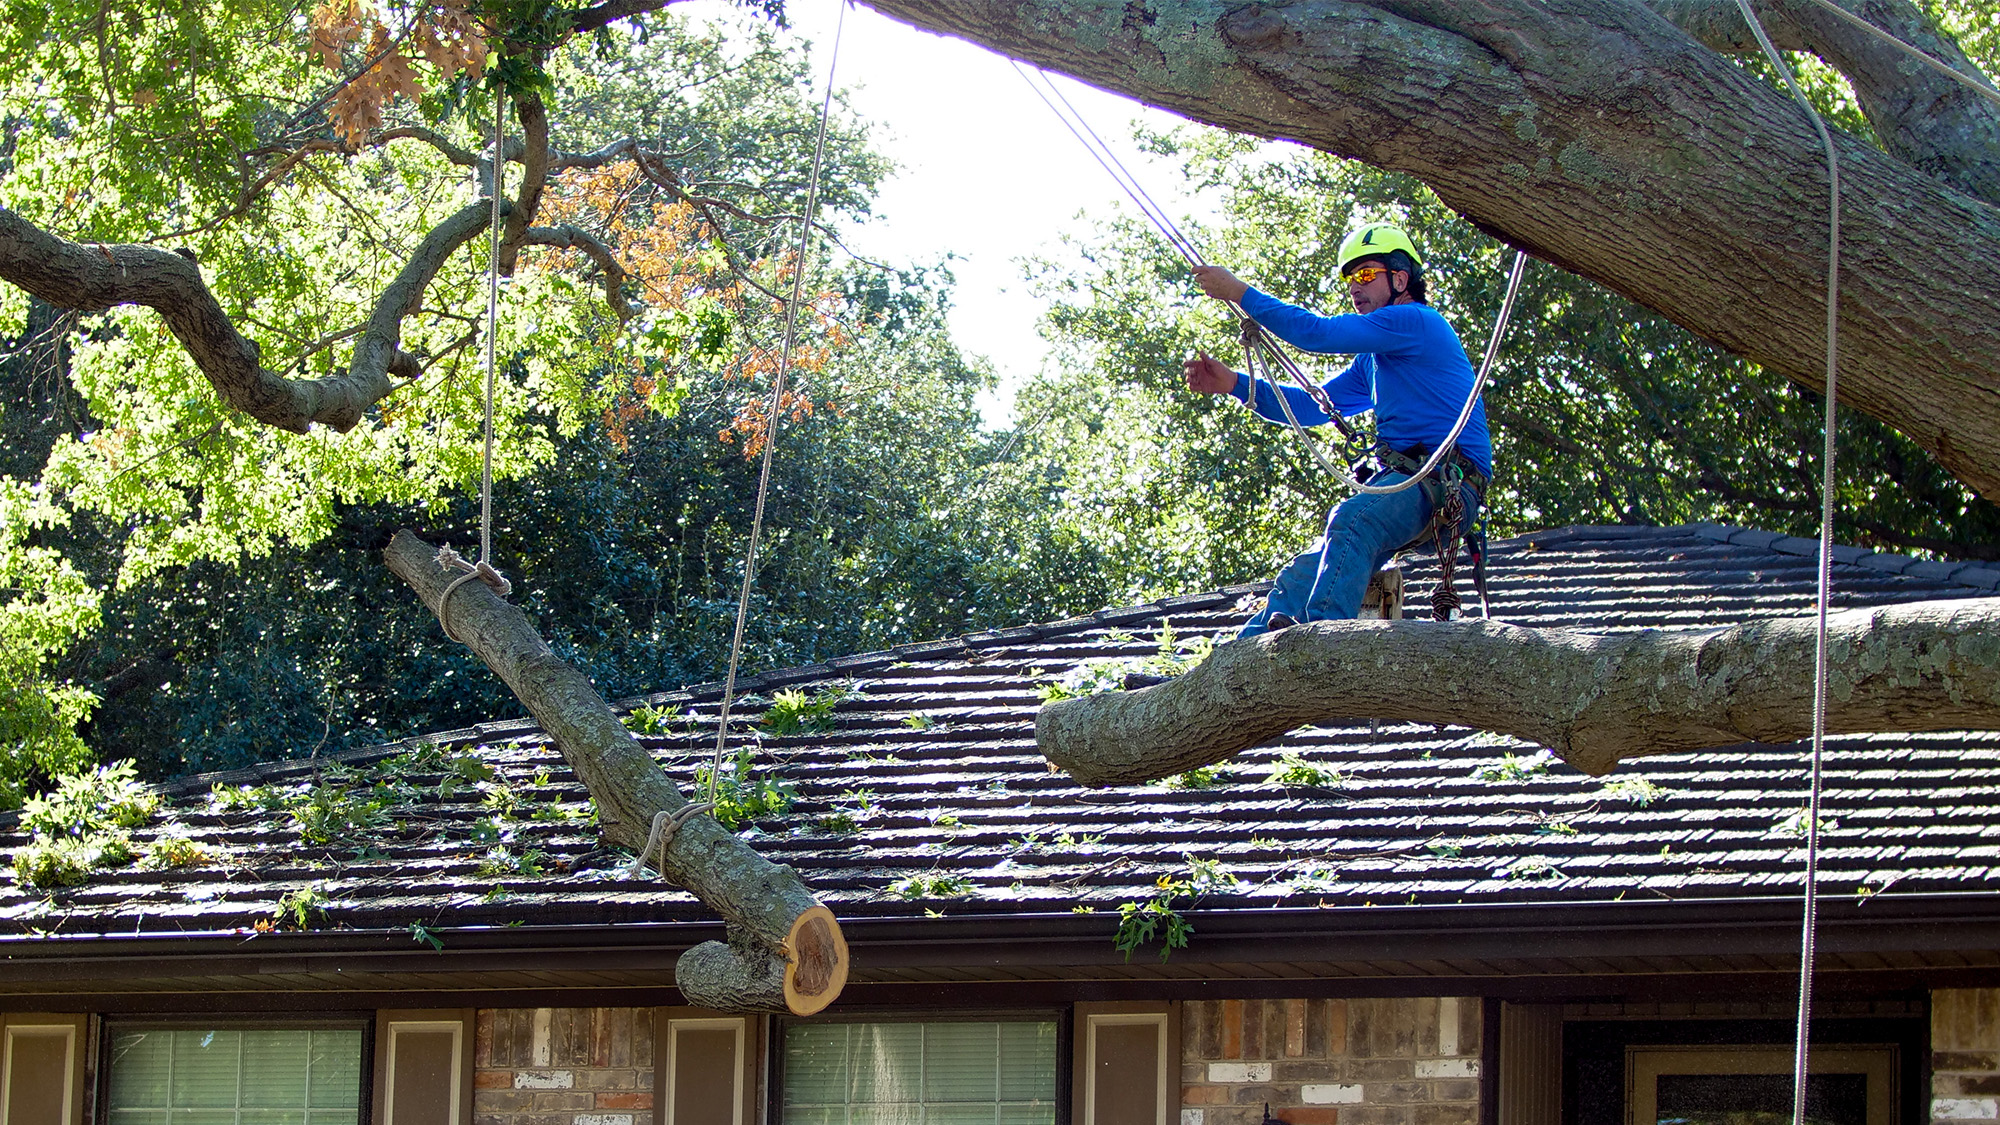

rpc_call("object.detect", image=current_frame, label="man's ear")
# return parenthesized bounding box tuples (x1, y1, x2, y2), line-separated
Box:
(1390, 269, 1410, 295)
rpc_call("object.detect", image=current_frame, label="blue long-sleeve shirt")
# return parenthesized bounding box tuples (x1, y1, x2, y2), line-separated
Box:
(1230, 286, 1493, 477)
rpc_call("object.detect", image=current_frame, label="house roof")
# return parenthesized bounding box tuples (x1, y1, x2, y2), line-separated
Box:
(4, 522, 2000, 1005)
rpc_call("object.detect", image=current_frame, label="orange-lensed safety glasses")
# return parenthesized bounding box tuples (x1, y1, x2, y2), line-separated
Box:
(1344, 265, 1392, 285)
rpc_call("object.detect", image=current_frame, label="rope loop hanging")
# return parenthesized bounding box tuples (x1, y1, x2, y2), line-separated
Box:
(435, 83, 516, 645)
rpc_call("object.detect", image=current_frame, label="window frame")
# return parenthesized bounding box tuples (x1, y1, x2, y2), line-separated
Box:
(1561, 1015, 1926, 1125)
(657, 1006, 761, 1125)
(768, 1008, 1068, 1124)
(372, 1008, 473, 1125)
(2, 1012, 89, 1125)
(1071, 1002, 1177, 1125)
(1625, 1043, 1899, 1125)
(94, 1015, 373, 1125)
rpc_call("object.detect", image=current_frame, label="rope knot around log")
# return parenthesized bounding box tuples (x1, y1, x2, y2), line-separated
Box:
(627, 802, 715, 879)
(433, 544, 512, 643)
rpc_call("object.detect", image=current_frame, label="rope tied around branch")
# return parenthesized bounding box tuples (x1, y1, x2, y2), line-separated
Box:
(433, 543, 512, 643)
(625, 802, 716, 878)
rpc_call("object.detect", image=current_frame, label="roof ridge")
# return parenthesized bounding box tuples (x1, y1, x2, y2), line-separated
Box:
(1676, 522, 2000, 592)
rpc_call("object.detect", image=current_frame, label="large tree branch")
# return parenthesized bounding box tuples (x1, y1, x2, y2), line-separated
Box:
(499, 93, 552, 276)
(569, 0, 677, 36)
(858, 1, 2000, 502)
(1037, 598, 2000, 782)
(383, 530, 848, 1013)
(0, 202, 490, 433)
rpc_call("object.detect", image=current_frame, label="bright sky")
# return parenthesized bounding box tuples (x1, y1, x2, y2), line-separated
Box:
(681, 0, 1222, 425)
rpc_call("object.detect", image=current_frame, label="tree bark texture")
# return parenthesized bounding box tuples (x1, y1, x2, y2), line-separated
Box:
(1037, 597, 2000, 781)
(858, 0, 2000, 500)
(383, 530, 848, 1014)
(0, 203, 497, 433)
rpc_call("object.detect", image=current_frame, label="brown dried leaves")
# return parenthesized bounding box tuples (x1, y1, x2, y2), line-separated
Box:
(309, 0, 488, 148)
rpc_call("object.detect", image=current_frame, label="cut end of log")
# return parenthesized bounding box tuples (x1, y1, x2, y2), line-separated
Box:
(783, 905, 849, 1016)
(675, 907, 850, 1015)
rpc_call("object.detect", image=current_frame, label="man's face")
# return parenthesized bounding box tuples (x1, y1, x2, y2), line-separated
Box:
(1345, 261, 1406, 314)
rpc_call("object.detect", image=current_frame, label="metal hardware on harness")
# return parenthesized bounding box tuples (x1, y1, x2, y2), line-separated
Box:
(1376, 448, 1490, 621)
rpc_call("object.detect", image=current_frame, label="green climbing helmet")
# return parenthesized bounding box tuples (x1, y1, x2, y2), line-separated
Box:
(1336, 222, 1423, 275)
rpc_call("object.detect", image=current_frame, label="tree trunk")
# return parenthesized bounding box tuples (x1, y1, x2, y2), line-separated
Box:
(1037, 597, 2000, 782)
(857, 0, 2000, 500)
(383, 530, 848, 1014)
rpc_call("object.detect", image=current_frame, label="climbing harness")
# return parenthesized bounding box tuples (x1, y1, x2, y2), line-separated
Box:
(704, 0, 846, 814)
(1727, 0, 1844, 1119)
(435, 85, 516, 642)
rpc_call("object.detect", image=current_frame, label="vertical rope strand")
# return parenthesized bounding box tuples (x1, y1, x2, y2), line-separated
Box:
(707, 0, 847, 805)
(482, 84, 505, 569)
(1725, 2, 1843, 1120)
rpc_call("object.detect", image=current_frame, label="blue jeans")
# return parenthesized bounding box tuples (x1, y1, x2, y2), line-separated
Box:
(1239, 472, 1476, 637)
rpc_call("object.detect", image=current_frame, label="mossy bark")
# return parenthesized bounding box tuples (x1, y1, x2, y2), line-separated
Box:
(1038, 597, 2000, 780)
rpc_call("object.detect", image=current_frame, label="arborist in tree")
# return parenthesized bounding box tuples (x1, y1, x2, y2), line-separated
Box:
(1184, 222, 1493, 634)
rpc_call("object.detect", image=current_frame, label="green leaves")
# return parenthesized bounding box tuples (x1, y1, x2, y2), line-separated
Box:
(1112, 855, 1237, 962)
(10, 759, 156, 888)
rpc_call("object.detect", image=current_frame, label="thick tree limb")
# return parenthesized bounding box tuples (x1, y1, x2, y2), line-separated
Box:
(858, 1, 2000, 501)
(383, 530, 848, 1014)
(1037, 598, 2000, 782)
(499, 93, 553, 276)
(570, 0, 678, 36)
(0, 203, 488, 433)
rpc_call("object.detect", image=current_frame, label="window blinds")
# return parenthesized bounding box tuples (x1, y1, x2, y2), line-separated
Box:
(783, 1020, 1056, 1125)
(105, 1028, 363, 1125)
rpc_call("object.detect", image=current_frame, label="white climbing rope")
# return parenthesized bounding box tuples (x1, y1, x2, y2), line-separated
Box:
(1726, 2, 1844, 1121)
(435, 84, 515, 641)
(705, 0, 847, 807)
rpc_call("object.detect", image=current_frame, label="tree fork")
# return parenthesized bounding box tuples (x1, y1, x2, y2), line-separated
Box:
(1037, 597, 2000, 782)
(383, 530, 848, 1014)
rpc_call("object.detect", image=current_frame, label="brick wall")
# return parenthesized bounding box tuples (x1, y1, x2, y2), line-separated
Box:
(1180, 998, 1482, 1125)
(474, 1008, 654, 1125)
(1935, 989, 2000, 1124)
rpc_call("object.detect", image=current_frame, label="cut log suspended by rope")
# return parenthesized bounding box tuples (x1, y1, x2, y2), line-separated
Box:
(1037, 597, 2000, 782)
(384, 529, 848, 1014)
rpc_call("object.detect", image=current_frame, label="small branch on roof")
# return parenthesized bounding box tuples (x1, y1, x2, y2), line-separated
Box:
(1038, 598, 2000, 781)
(383, 529, 847, 1014)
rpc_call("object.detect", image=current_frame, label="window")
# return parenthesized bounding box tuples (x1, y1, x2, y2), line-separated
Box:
(1627, 1045, 1897, 1125)
(103, 1025, 364, 1125)
(781, 1019, 1058, 1124)
(1562, 1016, 1923, 1124)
